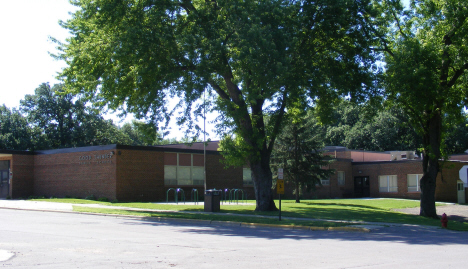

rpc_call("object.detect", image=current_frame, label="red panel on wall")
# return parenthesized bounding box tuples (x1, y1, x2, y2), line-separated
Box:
(164, 153, 177, 165)
(179, 154, 191, 166)
(193, 154, 204, 167)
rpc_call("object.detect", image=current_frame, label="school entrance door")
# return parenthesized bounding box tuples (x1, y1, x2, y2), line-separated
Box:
(0, 160, 10, 198)
(0, 170, 9, 198)
(354, 176, 370, 198)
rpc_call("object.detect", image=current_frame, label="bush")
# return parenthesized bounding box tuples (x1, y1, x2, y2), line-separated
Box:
(97, 197, 109, 202)
(85, 195, 96, 200)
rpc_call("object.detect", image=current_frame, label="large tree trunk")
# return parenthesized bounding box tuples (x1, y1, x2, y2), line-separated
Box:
(419, 159, 438, 218)
(295, 177, 300, 203)
(419, 111, 442, 219)
(250, 156, 278, 211)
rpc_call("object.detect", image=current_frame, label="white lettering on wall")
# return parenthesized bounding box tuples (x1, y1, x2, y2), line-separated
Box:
(79, 151, 114, 165)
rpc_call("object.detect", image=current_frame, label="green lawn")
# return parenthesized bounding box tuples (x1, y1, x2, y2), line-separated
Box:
(30, 198, 468, 231)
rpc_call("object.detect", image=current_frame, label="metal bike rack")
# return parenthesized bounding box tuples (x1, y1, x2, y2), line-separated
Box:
(228, 189, 245, 204)
(166, 188, 185, 204)
(221, 188, 230, 204)
(191, 188, 199, 204)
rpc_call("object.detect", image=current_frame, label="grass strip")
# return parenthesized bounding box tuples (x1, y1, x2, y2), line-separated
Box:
(32, 198, 468, 231)
(72, 206, 347, 228)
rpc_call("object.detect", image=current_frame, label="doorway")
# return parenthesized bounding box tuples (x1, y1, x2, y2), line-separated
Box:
(354, 176, 370, 197)
(0, 170, 9, 198)
(0, 160, 10, 198)
(457, 181, 466, 204)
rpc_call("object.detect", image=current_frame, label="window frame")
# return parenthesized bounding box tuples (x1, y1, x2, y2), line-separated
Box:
(243, 168, 253, 186)
(407, 174, 422, 192)
(337, 171, 345, 186)
(379, 175, 398, 193)
(164, 153, 205, 186)
(320, 178, 330, 186)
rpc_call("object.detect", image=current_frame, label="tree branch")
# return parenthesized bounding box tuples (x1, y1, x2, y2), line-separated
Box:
(267, 90, 288, 156)
(391, 9, 407, 39)
(208, 81, 230, 101)
(179, 0, 196, 14)
(448, 62, 468, 88)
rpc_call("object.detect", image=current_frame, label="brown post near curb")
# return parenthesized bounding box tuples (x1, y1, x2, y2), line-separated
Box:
(277, 178, 284, 221)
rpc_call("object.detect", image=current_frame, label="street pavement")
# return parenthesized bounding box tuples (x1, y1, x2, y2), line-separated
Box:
(1, 207, 468, 268)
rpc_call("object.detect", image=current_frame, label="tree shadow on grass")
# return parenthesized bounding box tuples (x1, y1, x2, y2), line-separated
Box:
(299, 201, 383, 210)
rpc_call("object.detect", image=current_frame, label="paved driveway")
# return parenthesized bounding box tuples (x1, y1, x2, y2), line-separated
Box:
(394, 204, 468, 222)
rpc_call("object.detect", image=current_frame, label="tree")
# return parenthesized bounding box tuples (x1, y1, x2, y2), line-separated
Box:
(0, 105, 35, 150)
(322, 99, 421, 152)
(20, 83, 130, 149)
(271, 111, 333, 203)
(444, 113, 468, 154)
(57, 0, 378, 211)
(377, 0, 468, 218)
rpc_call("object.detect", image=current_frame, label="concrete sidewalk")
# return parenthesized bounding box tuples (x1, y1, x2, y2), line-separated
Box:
(0, 199, 439, 232)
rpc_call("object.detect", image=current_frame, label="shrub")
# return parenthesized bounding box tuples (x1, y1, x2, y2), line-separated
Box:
(85, 195, 96, 200)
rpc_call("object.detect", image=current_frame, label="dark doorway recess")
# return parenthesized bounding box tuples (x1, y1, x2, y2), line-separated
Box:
(354, 176, 370, 197)
(0, 160, 10, 198)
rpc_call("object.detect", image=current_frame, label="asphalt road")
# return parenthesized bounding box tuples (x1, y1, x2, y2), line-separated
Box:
(1, 208, 468, 268)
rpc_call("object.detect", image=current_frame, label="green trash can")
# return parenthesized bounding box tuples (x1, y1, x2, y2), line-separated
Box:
(204, 189, 221, 212)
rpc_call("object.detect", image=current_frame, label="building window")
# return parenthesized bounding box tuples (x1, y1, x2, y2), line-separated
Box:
(407, 174, 422, 192)
(243, 168, 253, 185)
(321, 178, 330, 186)
(164, 153, 204, 186)
(164, 166, 177, 185)
(337, 171, 345, 186)
(379, 175, 398, 193)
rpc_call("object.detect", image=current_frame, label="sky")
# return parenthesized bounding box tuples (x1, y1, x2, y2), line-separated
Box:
(0, 0, 217, 140)
(0, 1, 411, 141)
(0, 0, 74, 109)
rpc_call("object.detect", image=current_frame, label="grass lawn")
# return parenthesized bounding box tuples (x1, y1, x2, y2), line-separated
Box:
(30, 198, 468, 231)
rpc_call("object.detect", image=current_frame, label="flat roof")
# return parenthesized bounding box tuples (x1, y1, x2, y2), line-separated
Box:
(29, 144, 221, 155)
(0, 149, 35, 156)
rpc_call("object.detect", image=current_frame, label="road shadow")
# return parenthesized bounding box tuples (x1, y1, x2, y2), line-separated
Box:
(118, 215, 468, 246)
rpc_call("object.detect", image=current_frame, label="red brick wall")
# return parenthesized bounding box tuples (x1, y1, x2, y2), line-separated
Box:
(34, 150, 117, 199)
(351, 160, 464, 202)
(9, 145, 465, 203)
(436, 162, 465, 202)
(284, 159, 354, 199)
(0, 155, 35, 199)
(116, 149, 164, 202)
(352, 161, 422, 199)
(205, 154, 255, 200)
(11, 155, 35, 198)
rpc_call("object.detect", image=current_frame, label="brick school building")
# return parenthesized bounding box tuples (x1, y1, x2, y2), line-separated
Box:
(0, 143, 466, 203)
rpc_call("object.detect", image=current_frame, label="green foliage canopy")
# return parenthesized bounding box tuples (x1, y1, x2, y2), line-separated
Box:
(0, 105, 34, 150)
(271, 111, 333, 203)
(57, 0, 379, 210)
(377, 0, 468, 218)
(20, 83, 133, 149)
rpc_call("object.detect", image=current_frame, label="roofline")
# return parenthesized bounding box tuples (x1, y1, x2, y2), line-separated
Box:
(352, 160, 422, 165)
(152, 140, 220, 147)
(33, 144, 221, 155)
(0, 149, 36, 155)
(115, 144, 221, 155)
